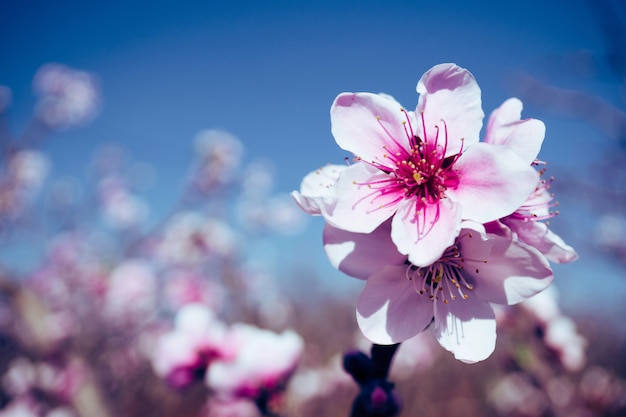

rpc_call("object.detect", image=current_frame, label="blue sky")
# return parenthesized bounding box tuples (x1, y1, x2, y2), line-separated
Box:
(1, 0, 625, 318)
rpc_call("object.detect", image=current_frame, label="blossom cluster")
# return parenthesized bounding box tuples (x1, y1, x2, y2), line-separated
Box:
(0, 64, 310, 417)
(2, 62, 620, 417)
(152, 303, 304, 402)
(293, 63, 578, 363)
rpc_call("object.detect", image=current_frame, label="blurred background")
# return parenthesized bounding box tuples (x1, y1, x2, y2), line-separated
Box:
(0, 0, 625, 416)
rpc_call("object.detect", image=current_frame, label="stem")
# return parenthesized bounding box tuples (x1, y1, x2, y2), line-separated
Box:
(344, 343, 402, 417)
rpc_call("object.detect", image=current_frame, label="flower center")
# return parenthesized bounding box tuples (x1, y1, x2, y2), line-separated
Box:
(389, 125, 460, 208)
(354, 110, 462, 213)
(405, 243, 475, 304)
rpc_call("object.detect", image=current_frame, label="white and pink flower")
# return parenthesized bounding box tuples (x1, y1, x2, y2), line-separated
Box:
(325, 222, 553, 363)
(152, 303, 227, 388)
(484, 98, 578, 264)
(205, 324, 304, 399)
(322, 63, 539, 266)
(33, 63, 100, 130)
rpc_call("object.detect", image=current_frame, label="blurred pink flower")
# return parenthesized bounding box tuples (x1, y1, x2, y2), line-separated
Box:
(0, 150, 49, 221)
(33, 63, 100, 130)
(2, 358, 84, 403)
(323, 63, 538, 266)
(325, 222, 553, 363)
(488, 372, 549, 417)
(519, 287, 587, 372)
(544, 316, 587, 372)
(7, 150, 50, 191)
(98, 175, 149, 230)
(519, 285, 562, 325)
(162, 268, 224, 312)
(206, 323, 304, 400)
(190, 129, 244, 192)
(104, 259, 157, 321)
(156, 212, 237, 266)
(152, 303, 227, 388)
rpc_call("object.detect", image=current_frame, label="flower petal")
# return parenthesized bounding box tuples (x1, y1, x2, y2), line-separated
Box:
(324, 162, 400, 233)
(291, 164, 346, 215)
(323, 221, 406, 280)
(449, 143, 538, 223)
(391, 198, 462, 267)
(331, 92, 412, 164)
(464, 234, 554, 305)
(484, 98, 545, 165)
(432, 297, 496, 363)
(503, 218, 579, 264)
(416, 63, 484, 155)
(357, 265, 434, 344)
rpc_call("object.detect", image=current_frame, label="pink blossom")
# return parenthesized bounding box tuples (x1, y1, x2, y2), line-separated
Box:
(324, 63, 539, 266)
(518, 285, 562, 325)
(103, 259, 157, 321)
(190, 129, 244, 192)
(162, 269, 224, 312)
(33, 63, 100, 130)
(487, 373, 549, 417)
(205, 323, 304, 399)
(325, 222, 553, 363)
(98, 176, 149, 230)
(156, 212, 238, 266)
(2, 358, 84, 403)
(543, 315, 587, 372)
(484, 98, 578, 264)
(7, 150, 50, 191)
(152, 303, 227, 388)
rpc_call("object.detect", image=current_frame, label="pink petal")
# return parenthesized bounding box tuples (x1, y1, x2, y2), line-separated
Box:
(356, 265, 434, 344)
(331, 92, 412, 164)
(291, 164, 346, 215)
(391, 198, 462, 267)
(415, 63, 484, 155)
(432, 297, 496, 363)
(323, 221, 406, 280)
(465, 234, 554, 305)
(484, 98, 545, 165)
(325, 162, 400, 233)
(449, 143, 538, 223)
(503, 218, 579, 264)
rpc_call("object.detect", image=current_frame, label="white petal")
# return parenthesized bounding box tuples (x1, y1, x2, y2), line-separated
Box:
(432, 298, 496, 363)
(323, 221, 405, 280)
(357, 265, 434, 344)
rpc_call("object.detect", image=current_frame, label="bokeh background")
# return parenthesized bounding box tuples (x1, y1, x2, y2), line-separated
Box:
(1, 0, 625, 416)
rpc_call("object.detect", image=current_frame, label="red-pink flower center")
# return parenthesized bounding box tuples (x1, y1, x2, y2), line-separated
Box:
(357, 110, 462, 212)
